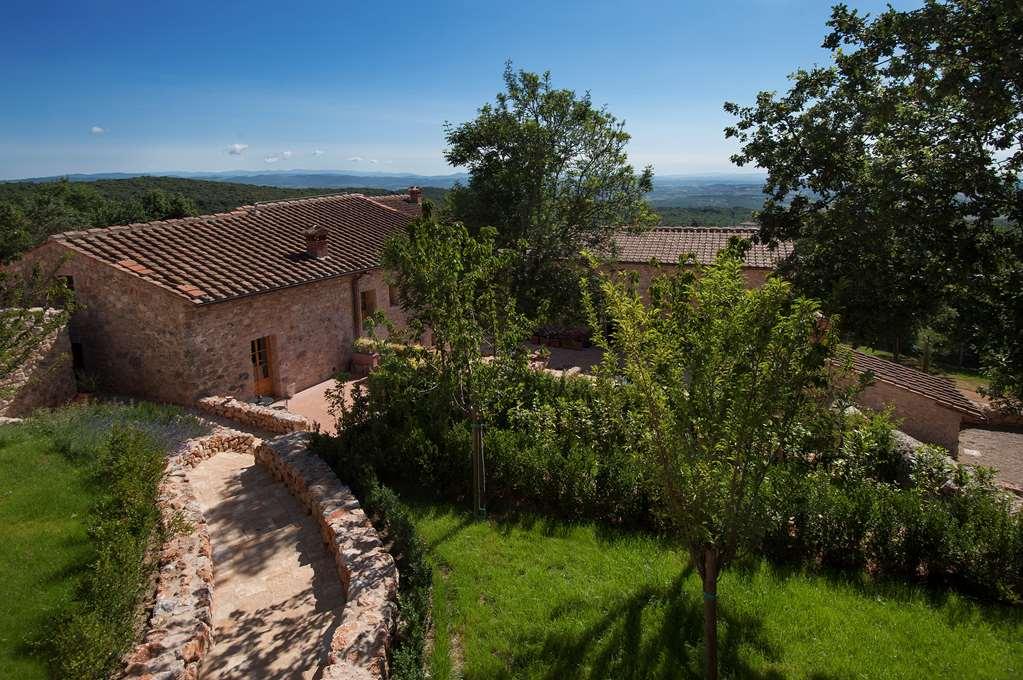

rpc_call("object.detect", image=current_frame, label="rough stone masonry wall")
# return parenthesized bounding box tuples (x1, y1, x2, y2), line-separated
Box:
(185, 269, 409, 403)
(0, 308, 76, 416)
(7, 242, 194, 404)
(857, 380, 964, 457)
(604, 263, 772, 301)
(257, 433, 398, 679)
(122, 428, 258, 679)
(197, 395, 315, 434)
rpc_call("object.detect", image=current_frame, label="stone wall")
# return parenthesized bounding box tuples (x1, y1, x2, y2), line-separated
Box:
(857, 379, 965, 457)
(125, 423, 396, 679)
(197, 395, 315, 434)
(257, 434, 398, 679)
(603, 262, 772, 301)
(0, 308, 76, 416)
(8, 242, 195, 404)
(184, 269, 408, 403)
(122, 428, 258, 679)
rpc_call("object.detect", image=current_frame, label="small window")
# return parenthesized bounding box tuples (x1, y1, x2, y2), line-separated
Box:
(360, 289, 377, 316)
(61, 275, 75, 292)
(388, 284, 399, 307)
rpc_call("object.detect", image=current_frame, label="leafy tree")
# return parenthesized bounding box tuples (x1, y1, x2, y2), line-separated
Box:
(445, 63, 656, 314)
(724, 0, 1023, 401)
(0, 179, 199, 262)
(583, 250, 836, 680)
(382, 213, 530, 514)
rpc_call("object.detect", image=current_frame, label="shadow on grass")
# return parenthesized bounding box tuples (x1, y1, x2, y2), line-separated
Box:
(740, 558, 1023, 633)
(497, 569, 827, 680)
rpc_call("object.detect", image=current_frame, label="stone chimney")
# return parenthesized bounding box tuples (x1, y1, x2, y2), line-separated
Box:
(408, 186, 422, 204)
(304, 224, 329, 258)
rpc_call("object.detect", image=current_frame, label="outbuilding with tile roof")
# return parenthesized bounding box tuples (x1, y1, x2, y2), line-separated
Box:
(844, 349, 984, 457)
(604, 226, 793, 298)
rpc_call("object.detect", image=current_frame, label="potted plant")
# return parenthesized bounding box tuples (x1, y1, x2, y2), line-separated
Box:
(350, 337, 381, 377)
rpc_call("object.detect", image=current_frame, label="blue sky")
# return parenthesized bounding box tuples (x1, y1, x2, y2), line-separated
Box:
(0, 0, 918, 180)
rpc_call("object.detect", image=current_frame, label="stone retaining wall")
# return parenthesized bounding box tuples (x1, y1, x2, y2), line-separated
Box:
(0, 308, 76, 417)
(124, 424, 396, 679)
(122, 428, 258, 679)
(197, 395, 315, 434)
(257, 433, 398, 679)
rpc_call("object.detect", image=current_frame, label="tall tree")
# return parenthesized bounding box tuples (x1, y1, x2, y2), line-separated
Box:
(725, 0, 1023, 402)
(445, 63, 656, 314)
(584, 250, 836, 680)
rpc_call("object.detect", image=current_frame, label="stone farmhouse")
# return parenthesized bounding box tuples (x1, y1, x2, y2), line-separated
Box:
(10, 190, 423, 405)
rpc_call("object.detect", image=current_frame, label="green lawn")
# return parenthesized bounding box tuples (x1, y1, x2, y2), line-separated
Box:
(0, 426, 96, 679)
(414, 504, 1023, 680)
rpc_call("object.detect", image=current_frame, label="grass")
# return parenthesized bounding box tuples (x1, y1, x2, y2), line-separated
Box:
(414, 503, 1023, 680)
(0, 426, 95, 679)
(0, 403, 207, 679)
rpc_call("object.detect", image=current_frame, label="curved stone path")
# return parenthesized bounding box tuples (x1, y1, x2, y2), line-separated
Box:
(188, 450, 344, 678)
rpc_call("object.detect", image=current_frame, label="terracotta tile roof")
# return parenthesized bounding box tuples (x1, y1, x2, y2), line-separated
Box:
(612, 227, 792, 269)
(845, 348, 984, 417)
(51, 194, 412, 305)
(367, 193, 423, 218)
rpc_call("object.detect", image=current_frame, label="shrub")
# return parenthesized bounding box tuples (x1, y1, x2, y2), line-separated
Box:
(327, 351, 1023, 603)
(47, 424, 166, 679)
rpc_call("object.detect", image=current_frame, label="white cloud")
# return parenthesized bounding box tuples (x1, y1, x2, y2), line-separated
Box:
(311, 149, 325, 156)
(368, 159, 379, 164)
(281, 150, 292, 159)
(90, 126, 106, 135)
(227, 143, 249, 155)
(264, 154, 280, 163)
(347, 156, 363, 162)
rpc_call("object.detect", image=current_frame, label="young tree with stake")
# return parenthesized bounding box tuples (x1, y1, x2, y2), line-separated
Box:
(583, 249, 836, 679)
(382, 214, 529, 516)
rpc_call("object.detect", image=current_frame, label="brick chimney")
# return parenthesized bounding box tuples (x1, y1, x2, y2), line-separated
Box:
(408, 186, 422, 204)
(304, 224, 329, 258)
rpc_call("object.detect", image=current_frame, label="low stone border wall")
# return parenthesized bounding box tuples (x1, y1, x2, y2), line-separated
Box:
(257, 433, 398, 679)
(122, 428, 257, 679)
(197, 395, 315, 434)
(124, 425, 396, 679)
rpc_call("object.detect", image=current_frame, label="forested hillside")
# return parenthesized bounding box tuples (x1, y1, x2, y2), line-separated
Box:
(0, 177, 445, 263)
(655, 206, 754, 226)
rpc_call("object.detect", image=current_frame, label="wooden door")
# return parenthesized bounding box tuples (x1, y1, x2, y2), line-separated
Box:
(250, 336, 274, 396)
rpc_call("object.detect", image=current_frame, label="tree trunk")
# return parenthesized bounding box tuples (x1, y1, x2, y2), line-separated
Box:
(472, 418, 485, 518)
(702, 547, 719, 680)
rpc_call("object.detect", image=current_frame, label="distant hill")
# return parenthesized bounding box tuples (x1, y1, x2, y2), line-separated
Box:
(0, 176, 447, 215)
(3, 170, 767, 208)
(5, 170, 469, 191)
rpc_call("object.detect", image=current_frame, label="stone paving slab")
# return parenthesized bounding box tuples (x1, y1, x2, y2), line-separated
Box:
(188, 451, 344, 678)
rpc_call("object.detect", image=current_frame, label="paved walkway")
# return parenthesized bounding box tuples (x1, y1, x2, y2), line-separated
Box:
(960, 427, 1023, 495)
(188, 451, 344, 678)
(273, 379, 363, 435)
